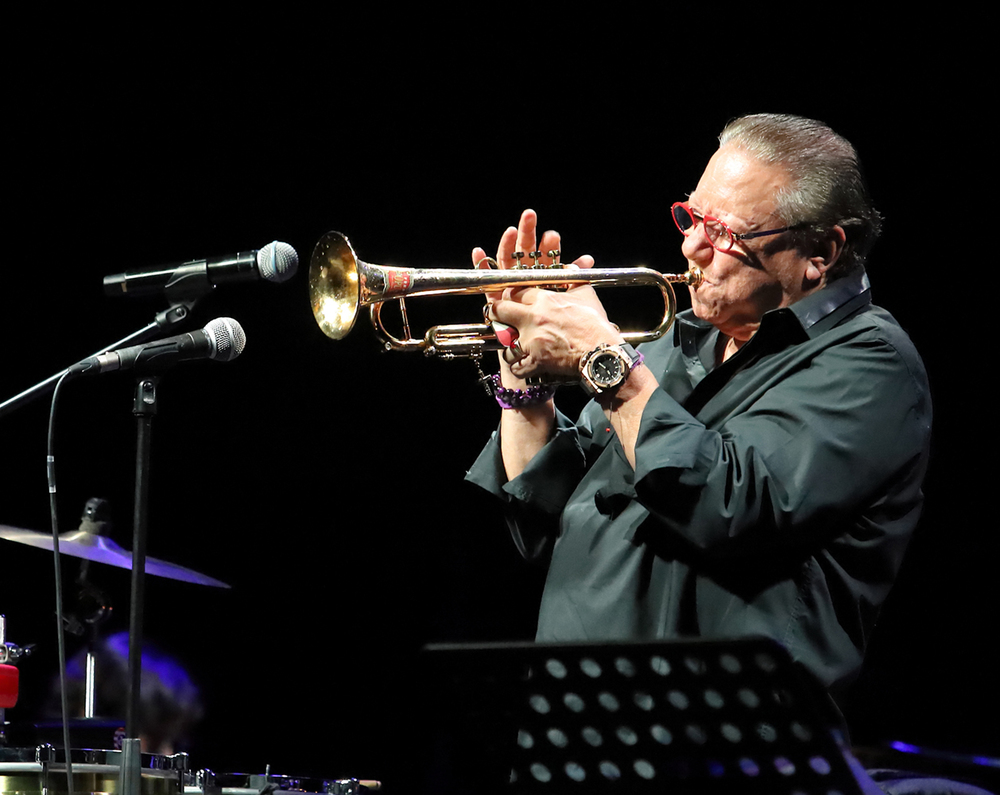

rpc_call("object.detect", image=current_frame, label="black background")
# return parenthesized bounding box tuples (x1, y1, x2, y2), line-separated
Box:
(1, 18, 991, 791)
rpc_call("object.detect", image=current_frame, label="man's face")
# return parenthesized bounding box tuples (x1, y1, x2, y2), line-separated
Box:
(683, 145, 819, 341)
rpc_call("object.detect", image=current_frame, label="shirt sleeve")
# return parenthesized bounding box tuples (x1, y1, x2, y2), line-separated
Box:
(465, 409, 591, 561)
(632, 329, 932, 561)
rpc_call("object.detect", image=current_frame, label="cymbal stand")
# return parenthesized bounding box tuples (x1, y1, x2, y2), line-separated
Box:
(62, 561, 114, 719)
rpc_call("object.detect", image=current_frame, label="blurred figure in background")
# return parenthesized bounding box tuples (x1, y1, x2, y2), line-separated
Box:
(45, 630, 203, 754)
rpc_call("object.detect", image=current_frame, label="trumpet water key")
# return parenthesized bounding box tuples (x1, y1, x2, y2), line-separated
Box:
(309, 231, 702, 359)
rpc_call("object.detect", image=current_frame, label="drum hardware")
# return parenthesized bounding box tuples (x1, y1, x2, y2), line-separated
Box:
(0, 662, 15, 712)
(56, 508, 118, 722)
(0, 616, 32, 668)
(309, 231, 702, 358)
(1, 496, 224, 795)
(1, 616, 33, 745)
(0, 745, 188, 794)
(186, 770, 381, 795)
(68, 581, 112, 721)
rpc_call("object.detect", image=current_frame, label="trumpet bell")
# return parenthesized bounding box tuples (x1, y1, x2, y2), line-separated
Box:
(310, 231, 362, 340)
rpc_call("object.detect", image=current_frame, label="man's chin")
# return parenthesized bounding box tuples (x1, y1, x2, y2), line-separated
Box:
(690, 300, 715, 324)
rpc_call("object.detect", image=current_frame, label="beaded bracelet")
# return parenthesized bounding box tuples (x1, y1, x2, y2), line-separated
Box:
(486, 374, 556, 409)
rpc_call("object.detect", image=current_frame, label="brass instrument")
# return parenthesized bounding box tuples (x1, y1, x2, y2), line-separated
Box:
(309, 230, 703, 358)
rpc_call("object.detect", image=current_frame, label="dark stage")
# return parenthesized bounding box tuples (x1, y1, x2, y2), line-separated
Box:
(1, 45, 992, 792)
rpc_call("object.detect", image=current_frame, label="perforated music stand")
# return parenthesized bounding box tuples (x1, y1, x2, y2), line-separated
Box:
(421, 637, 863, 794)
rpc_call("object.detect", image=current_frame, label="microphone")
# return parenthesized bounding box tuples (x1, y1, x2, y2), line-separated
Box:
(69, 318, 247, 376)
(103, 241, 298, 300)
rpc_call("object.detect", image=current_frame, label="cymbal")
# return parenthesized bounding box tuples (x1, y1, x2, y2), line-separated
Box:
(0, 526, 230, 588)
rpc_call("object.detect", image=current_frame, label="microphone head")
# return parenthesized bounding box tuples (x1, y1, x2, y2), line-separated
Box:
(203, 317, 247, 362)
(257, 241, 298, 283)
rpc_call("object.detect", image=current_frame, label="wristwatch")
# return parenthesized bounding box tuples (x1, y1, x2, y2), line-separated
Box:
(579, 342, 642, 396)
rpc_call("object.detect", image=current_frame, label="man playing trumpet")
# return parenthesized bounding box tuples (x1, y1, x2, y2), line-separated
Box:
(466, 113, 931, 704)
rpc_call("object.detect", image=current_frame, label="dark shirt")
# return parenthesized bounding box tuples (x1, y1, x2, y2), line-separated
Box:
(466, 271, 932, 697)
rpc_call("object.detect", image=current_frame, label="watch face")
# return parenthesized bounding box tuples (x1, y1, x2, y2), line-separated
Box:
(591, 352, 624, 386)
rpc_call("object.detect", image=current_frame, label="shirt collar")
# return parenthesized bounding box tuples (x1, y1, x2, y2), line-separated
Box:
(786, 269, 871, 336)
(673, 268, 873, 367)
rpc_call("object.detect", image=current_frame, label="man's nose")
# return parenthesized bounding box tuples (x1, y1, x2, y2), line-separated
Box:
(681, 222, 715, 264)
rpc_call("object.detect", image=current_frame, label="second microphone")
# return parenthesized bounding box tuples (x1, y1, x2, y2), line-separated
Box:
(69, 318, 247, 377)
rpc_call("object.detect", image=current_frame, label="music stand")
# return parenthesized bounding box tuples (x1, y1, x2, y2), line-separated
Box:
(421, 637, 863, 794)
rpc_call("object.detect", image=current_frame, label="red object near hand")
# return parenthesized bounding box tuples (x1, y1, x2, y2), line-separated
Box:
(0, 663, 18, 708)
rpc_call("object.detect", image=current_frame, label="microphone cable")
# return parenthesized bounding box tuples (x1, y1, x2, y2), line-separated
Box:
(46, 370, 76, 795)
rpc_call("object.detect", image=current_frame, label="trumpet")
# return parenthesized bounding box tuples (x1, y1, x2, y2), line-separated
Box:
(309, 231, 703, 358)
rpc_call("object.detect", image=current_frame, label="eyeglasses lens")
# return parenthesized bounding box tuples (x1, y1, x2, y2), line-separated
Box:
(672, 204, 694, 232)
(673, 204, 733, 252)
(704, 219, 733, 251)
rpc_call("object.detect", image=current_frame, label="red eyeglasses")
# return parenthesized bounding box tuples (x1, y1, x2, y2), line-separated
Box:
(671, 202, 795, 253)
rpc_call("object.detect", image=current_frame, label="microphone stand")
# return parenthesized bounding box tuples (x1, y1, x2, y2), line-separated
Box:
(122, 374, 159, 795)
(0, 303, 194, 420)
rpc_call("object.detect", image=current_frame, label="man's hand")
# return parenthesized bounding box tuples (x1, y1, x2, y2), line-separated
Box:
(472, 209, 619, 382)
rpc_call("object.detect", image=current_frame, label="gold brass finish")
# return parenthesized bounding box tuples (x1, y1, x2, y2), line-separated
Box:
(309, 231, 703, 358)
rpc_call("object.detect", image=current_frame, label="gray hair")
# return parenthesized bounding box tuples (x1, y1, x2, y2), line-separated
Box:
(719, 113, 881, 278)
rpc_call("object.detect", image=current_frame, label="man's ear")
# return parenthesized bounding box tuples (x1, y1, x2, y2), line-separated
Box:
(805, 225, 847, 283)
